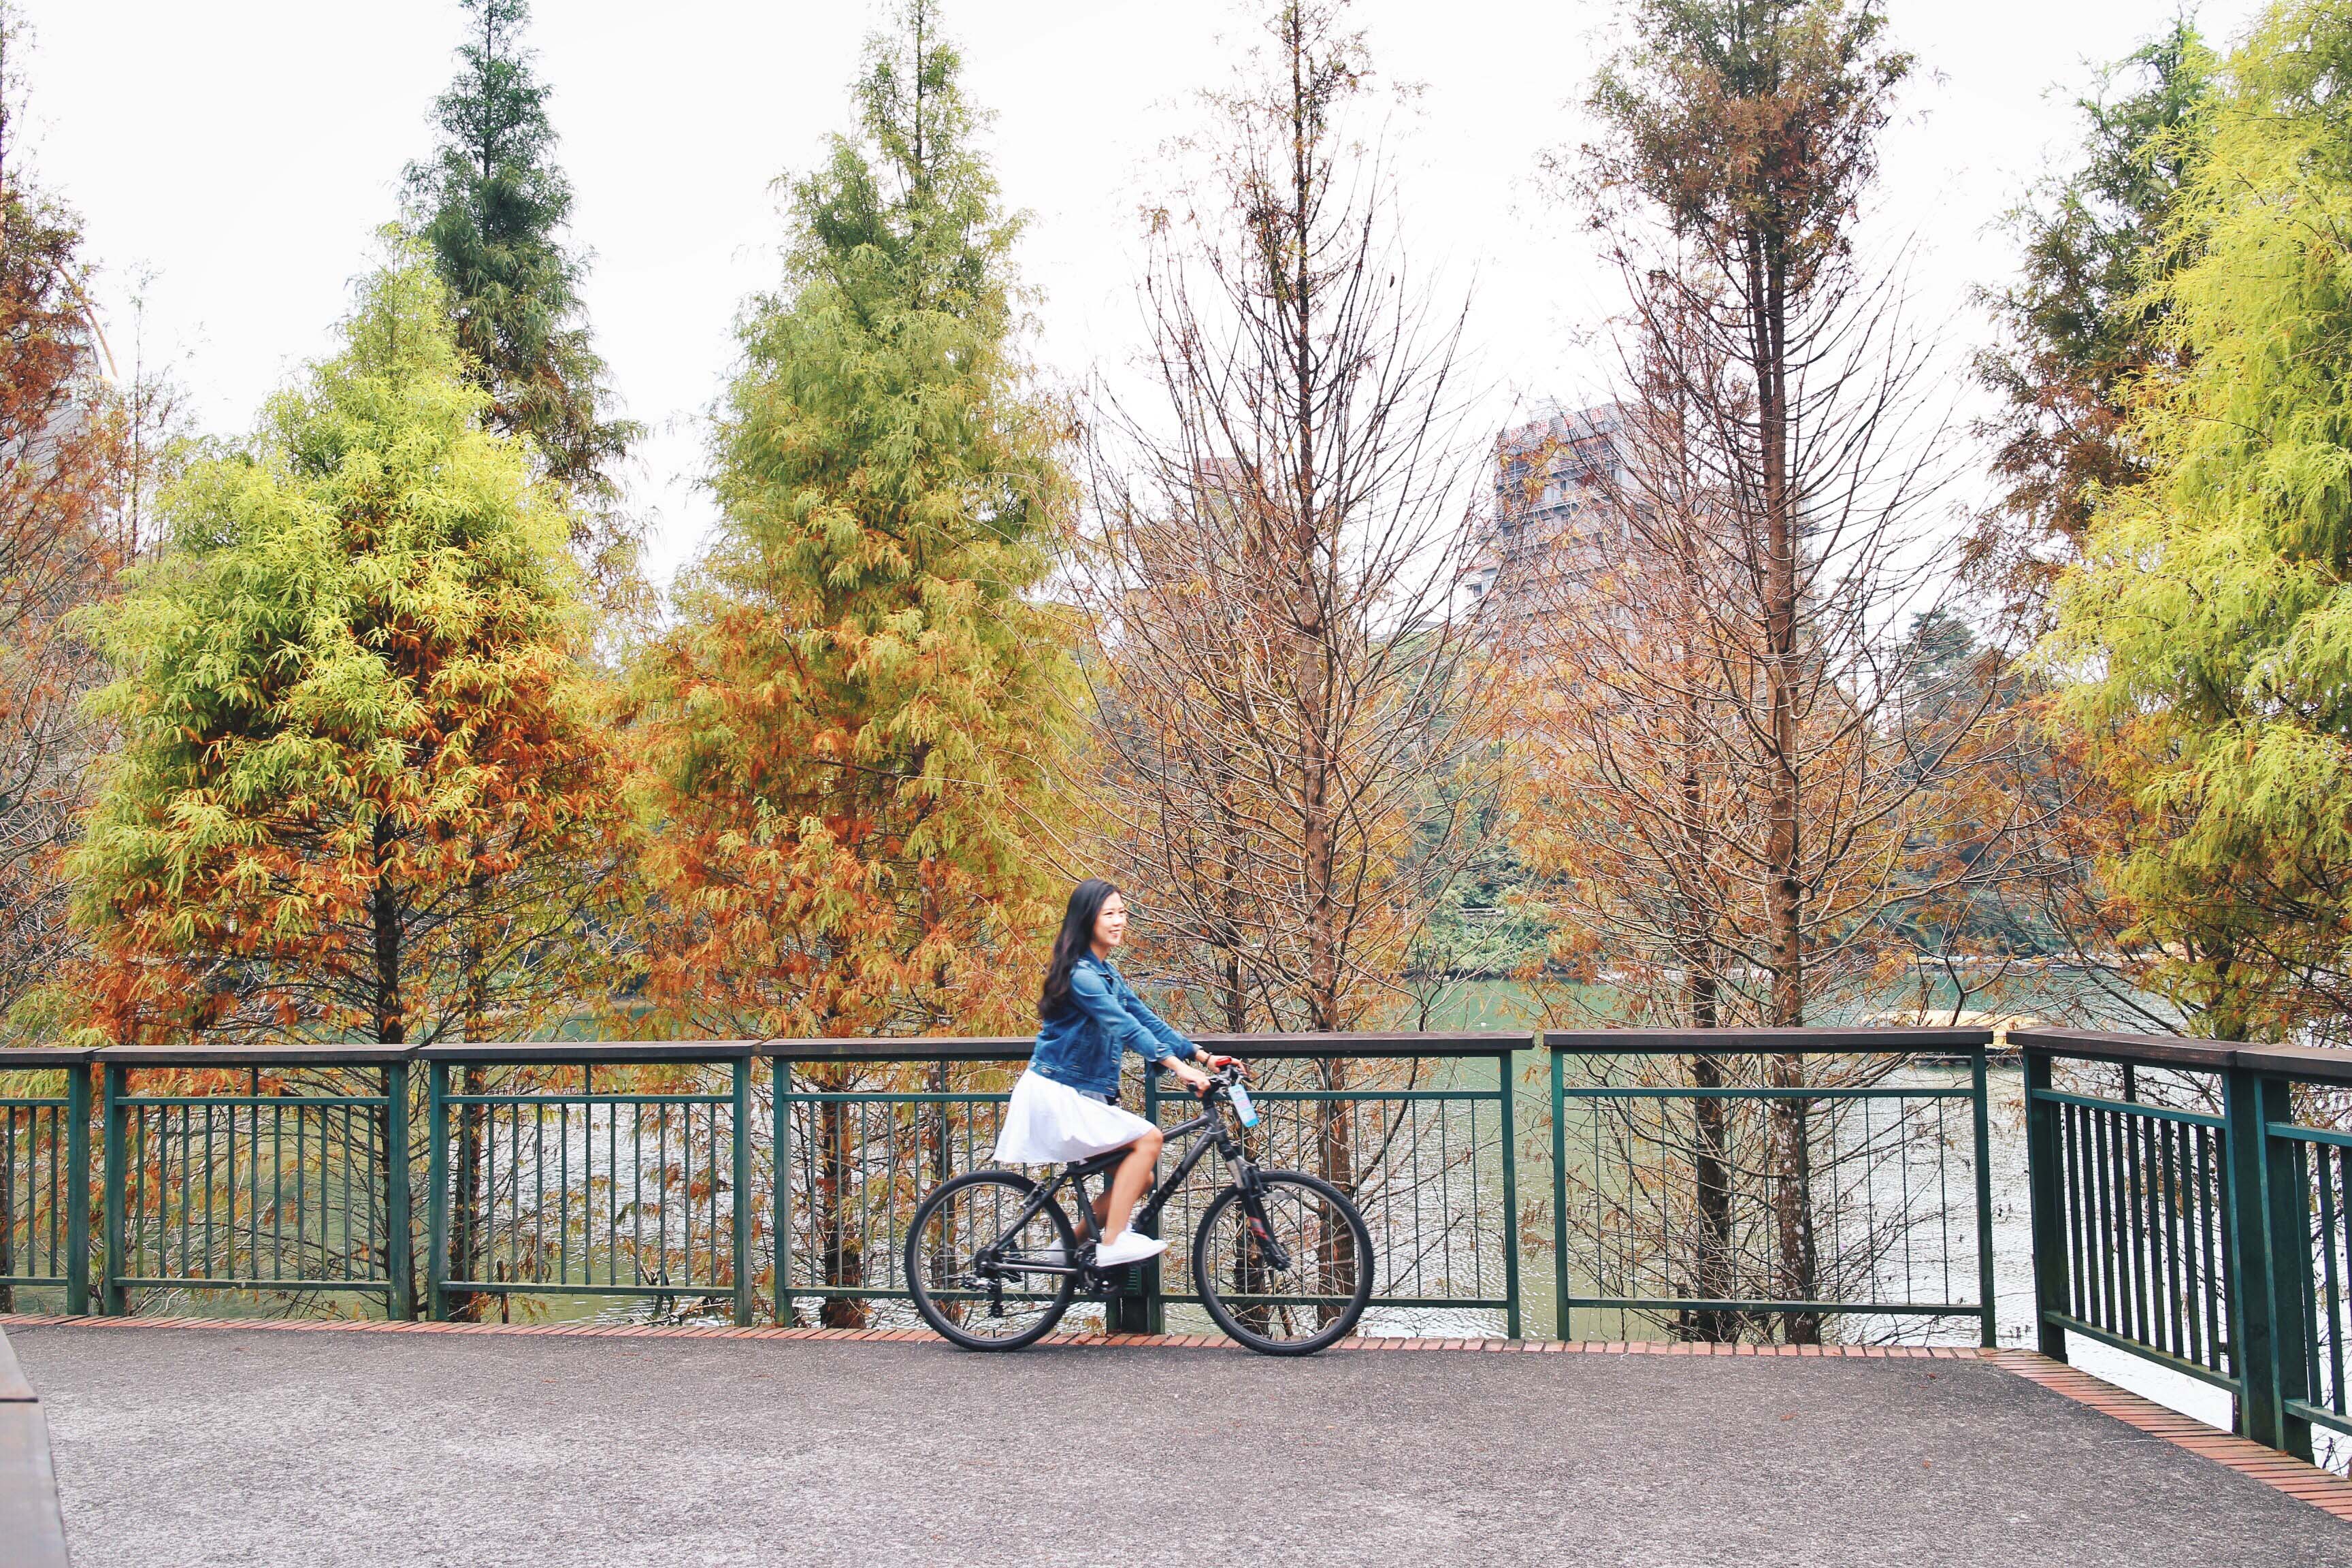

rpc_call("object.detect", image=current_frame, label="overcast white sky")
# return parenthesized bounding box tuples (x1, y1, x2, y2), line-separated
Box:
(17, 0, 2263, 590)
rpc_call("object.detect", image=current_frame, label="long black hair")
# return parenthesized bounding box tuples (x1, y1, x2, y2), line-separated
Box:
(1039, 879, 1120, 1022)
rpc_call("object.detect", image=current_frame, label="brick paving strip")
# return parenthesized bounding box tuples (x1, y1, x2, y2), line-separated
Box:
(0, 1311, 1981, 1356)
(11, 1311, 2349, 1522)
(1989, 1349, 2352, 1524)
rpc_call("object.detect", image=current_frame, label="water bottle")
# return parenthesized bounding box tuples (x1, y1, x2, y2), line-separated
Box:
(1230, 1081, 1260, 1128)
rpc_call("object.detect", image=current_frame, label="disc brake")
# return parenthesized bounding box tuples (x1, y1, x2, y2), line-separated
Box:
(1241, 1203, 1294, 1273)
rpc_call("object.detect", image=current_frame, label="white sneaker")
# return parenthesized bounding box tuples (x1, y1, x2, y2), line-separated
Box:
(1094, 1230, 1169, 1267)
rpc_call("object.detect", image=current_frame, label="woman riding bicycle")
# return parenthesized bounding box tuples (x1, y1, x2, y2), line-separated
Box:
(992, 879, 1239, 1269)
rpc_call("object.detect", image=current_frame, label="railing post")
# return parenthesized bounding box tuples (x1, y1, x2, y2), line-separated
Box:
(1551, 1043, 1571, 1343)
(2022, 1046, 2068, 1361)
(1111, 1068, 1161, 1336)
(2222, 1062, 2304, 1455)
(63, 1064, 90, 1316)
(426, 1060, 449, 1323)
(1139, 1068, 1166, 1335)
(772, 1058, 795, 1328)
(99, 1063, 125, 1317)
(1500, 1047, 1522, 1341)
(1972, 1044, 1997, 1348)
(732, 1056, 753, 1328)
(384, 1060, 414, 1321)
(2241, 1064, 2314, 1460)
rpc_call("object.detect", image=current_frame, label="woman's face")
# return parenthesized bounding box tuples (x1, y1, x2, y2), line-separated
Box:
(1093, 893, 1128, 950)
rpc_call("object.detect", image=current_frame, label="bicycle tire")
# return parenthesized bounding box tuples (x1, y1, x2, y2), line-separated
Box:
(1192, 1169, 1374, 1356)
(905, 1169, 1078, 1351)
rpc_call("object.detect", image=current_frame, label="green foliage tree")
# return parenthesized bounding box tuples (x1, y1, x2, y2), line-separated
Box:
(405, 0, 636, 574)
(2053, 0, 2352, 1043)
(1971, 16, 2215, 636)
(632, 0, 1079, 1043)
(68, 257, 622, 1049)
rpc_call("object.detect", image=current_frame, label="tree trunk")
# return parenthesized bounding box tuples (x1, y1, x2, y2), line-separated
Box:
(1275, 16, 1356, 1318)
(370, 817, 406, 1048)
(1213, 794, 1251, 1033)
(1313, 1058, 1356, 1327)
(447, 870, 490, 1321)
(370, 822, 466, 1321)
(1746, 241, 1820, 1346)
(446, 1073, 487, 1320)
(918, 875, 954, 1207)
(816, 1065, 865, 1328)
(0, 1132, 14, 1314)
(1669, 682, 1737, 1343)
(1684, 971, 1735, 1344)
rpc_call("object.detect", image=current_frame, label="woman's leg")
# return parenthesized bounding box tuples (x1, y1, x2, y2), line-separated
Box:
(1098, 1127, 1163, 1241)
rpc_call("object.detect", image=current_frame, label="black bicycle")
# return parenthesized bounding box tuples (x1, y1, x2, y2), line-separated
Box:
(903, 1066, 1375, 1356)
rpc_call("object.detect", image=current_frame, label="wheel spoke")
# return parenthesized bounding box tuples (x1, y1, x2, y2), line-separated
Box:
(1196, 1173, 1371, 1353)
(908, 1175, 1073, 1348)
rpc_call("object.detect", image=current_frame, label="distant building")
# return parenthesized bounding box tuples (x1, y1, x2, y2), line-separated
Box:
(1466, 402, 1626, 630)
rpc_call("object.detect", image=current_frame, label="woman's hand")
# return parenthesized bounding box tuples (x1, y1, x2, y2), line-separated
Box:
(1166, 1057, 1214, 1093)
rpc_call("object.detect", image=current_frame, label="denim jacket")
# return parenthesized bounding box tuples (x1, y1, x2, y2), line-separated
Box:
(1029, 953, 1197, 1098)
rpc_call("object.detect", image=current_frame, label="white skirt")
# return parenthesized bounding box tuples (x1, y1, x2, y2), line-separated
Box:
(993, 1069, 1158, 1165)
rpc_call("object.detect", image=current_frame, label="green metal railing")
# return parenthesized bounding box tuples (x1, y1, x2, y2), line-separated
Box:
(2278, 1116, 2352, 1446)
(1548, 1030, 1997, 1345)
(422, 1043, 753, 1326)
(0, 1056, 88, 1313)
(771, 1033, 1524, 1337)
(2019, 1030, 2352, 1467)
(101, 1049, 409, 1315)
(1144, 1038, 1520, 1338)
(0, 1032, 1526, 1337)
(2019, 1043, 2232, 1390)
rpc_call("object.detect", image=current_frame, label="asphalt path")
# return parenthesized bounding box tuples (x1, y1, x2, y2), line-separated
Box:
(12, 1324, 2349, 1567)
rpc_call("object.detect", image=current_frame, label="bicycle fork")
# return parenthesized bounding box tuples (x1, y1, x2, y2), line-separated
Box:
(1226, 1156, 1294, 1273)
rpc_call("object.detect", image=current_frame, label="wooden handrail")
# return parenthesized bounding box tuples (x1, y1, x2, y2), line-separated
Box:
(0, 1025, 2339, 1081)
(1546, 1026, 1995, 1055)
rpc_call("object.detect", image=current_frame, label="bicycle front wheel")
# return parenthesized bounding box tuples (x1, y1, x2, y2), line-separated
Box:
(905, 1170, 1077, 1351)
(1192, 1169, 1374, 1355)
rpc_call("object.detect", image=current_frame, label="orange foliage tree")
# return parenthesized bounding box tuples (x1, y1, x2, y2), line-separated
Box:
(624, 5, 1079, 1324)
(0, 12, 181, 1034)
(628, 4, 1075, 1045)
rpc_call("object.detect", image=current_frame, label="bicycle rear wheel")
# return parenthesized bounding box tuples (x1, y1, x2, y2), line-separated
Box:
(1192, 1169, 1374, 1355)
(905, 1169, 1078, 1350)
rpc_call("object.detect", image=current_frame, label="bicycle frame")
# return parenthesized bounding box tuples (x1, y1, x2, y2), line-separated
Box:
(975, 1083, 1271, 1282)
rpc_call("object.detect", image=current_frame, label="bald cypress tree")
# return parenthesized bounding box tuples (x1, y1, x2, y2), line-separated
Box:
(0, 5, 127, 1036)
(629, 0, 1079, 1326)
(68, 259, 623, 1051)
(405, 0, 634, 549)
(632, 0, 1079, 1047)
(2053, 1, 2352, 1045)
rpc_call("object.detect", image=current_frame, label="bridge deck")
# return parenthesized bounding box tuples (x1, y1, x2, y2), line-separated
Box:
(10, 1322, 2349, 1567)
